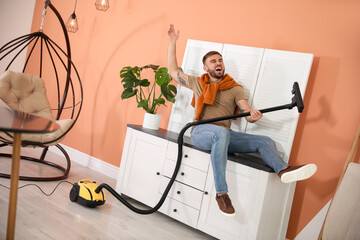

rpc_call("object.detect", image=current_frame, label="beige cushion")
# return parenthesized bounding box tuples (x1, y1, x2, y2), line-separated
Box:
(20, 119, 74, 146)
(0, 71, 73, 145)
(322, 162, 360, 240)
(0, 70, 53, 120)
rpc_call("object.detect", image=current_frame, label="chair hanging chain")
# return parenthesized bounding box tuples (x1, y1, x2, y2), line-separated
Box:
(40, 8, 47, 31)
(40, 0, 51, 31)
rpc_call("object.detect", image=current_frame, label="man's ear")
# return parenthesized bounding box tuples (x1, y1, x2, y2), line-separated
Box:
(203, 65, 208, 73)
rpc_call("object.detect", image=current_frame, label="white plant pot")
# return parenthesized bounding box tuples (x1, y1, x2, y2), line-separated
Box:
(143, 112, 161, 130)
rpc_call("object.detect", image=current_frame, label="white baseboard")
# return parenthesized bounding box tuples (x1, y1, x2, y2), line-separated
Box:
(49, 144, 119, 180)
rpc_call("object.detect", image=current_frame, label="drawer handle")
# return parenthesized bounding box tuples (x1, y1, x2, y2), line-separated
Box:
(184, 154, 188, 158)
(204, 191, 208, 195)
(173, 209, 177, 212)
(177, 191, 181, 195)
(180, 172, 185, 176)
(156, 172, 160, 175)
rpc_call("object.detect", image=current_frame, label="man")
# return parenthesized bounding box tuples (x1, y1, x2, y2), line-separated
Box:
(167, 24, 317, 216)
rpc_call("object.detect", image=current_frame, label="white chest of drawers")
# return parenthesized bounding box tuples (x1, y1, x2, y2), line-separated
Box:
(116, 125, 296, 240)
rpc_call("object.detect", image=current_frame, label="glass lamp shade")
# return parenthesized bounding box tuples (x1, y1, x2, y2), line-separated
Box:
(65, 13, 79, 33)
(95, 0, 110, 11)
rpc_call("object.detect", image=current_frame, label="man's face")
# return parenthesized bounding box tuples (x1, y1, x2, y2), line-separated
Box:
(203, 54, 225, 79)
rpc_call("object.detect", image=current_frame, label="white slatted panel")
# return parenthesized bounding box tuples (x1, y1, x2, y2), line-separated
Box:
(222, 44, 264, 132)
(246, 49, 313, 162)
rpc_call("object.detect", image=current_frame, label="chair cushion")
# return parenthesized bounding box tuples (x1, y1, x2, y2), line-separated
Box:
(0, 70, 54, 120)
(0, 71, 74, 146)
(21, 119, 74, 146)
(0, 118, 74, 146)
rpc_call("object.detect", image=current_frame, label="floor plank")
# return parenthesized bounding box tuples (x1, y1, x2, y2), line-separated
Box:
(0, 146, 215, 239)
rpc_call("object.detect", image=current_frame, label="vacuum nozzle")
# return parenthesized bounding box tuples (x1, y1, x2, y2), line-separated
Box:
(291, 82, 304, 113)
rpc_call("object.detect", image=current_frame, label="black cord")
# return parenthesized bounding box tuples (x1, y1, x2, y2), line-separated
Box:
(0, 180, 73, 197)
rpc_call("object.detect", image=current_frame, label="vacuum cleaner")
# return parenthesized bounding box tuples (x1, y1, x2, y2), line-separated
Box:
(69, 82, 305, 213)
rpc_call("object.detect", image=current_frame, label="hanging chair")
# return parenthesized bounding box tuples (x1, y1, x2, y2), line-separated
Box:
(0, 1, 83, 181)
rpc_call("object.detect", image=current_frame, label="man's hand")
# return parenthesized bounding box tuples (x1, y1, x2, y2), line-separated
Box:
(237, 99, 263, 123)
(168, 24, 179, 43)
(248, 110, 263, 123)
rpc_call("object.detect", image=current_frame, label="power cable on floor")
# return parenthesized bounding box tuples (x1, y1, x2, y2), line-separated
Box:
(0, 180, 73, 196)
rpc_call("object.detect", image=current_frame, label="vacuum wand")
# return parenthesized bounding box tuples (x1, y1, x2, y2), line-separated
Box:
(184, 82, 304, 128)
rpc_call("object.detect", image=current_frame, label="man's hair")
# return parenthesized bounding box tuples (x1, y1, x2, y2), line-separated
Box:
(202, 51, 222, 65)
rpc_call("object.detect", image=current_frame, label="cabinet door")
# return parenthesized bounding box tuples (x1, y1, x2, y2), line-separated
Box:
(116, 128, 168, 207)
(198, 160, 270, 240)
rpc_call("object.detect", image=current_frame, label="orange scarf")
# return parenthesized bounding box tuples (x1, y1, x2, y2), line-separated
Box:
(191, 73, 241, 120)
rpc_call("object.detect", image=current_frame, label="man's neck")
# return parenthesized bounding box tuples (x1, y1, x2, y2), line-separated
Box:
(209, 76, 223, 84)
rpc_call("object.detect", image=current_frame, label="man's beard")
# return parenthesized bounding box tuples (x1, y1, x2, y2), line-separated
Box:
(208, 68, 224, 79)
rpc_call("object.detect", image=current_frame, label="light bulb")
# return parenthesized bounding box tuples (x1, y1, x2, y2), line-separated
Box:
(65, 13, 79, 33)
(95, 0, 109, 11)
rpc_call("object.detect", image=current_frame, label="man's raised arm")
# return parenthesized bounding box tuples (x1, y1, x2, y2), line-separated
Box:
(167, 24, 191, 88)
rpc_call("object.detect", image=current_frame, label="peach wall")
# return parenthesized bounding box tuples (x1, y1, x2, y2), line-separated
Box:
(29, 0, 360, 238)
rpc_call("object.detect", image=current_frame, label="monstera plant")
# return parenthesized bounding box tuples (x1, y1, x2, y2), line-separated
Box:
(120, 64, 177, 114)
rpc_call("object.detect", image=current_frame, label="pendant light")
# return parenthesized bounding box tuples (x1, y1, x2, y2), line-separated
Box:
(65, 0, 79, 33)
(95, 0, 110, 11)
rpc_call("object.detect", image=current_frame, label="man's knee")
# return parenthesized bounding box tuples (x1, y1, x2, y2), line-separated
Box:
(213, 128, 230, 142)
(258, 135, 276, 148)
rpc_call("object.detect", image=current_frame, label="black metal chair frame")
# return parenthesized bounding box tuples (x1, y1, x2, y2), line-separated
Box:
(0, 1, 83, 181)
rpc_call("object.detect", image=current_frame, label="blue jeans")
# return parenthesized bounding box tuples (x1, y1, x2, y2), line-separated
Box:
(190, 124, 288, 193)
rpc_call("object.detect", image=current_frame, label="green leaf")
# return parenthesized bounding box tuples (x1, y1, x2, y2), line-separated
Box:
(122, 81, 133, 89)
(137, 99, 148, 108)
(121, 71, 137, 83)
(134, 79, 143, 87)
(140, 79, 150, 87)
(120, 66, 132, 75)
(155, 67, 171, 86)
(121, 89, 137, 99)
(131, 66, 141, 77)
(168, 85, 177, 99)
(154, 97, 165, 105)
(142, 64, 159, 71)
(161, 83, 177, 102)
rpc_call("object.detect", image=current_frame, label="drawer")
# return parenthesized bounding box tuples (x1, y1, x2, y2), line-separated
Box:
(166, 141, 210, 172)
(160, 177, 203, 210)
(163, 158, 207, 191)
(159, 197, 200, 229)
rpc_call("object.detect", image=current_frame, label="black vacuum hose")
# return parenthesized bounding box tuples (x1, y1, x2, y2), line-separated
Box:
(95, 82, 303, 214)
(94, 111, 271, 214)
(95, 120, 193, 214)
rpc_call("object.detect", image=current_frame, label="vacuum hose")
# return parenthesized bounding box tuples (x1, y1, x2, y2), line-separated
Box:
(95, 121, 191, 214)
(95, 82, 304, 214)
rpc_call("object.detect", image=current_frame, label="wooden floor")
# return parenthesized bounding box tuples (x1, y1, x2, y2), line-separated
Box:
(0, 146, 215, 240)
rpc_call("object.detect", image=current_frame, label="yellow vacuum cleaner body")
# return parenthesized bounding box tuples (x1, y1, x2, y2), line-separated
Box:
(70, 179, 106, 208)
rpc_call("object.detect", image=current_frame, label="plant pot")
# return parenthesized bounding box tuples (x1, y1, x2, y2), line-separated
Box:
(143, 112, 161, 130)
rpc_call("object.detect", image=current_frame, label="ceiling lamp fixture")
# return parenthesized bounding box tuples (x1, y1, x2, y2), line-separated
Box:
(65, 0, 79, 33)
(95, 0, 110, 11)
